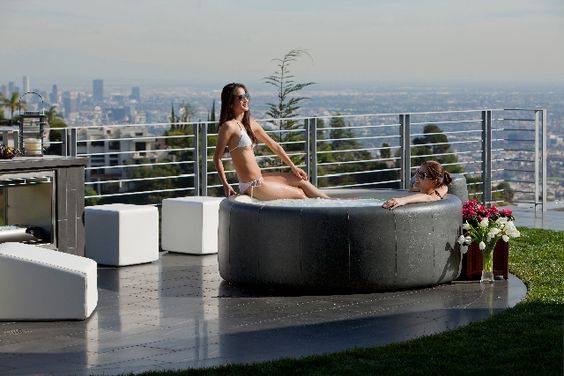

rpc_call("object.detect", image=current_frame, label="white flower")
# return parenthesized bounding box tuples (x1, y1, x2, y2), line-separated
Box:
(479, 218, 489, 228)
(514, 230, 521, 238)
(462, 222, 471, 230)
(461, 245, 468, 254)
(457, 235, 466, 245)
(490, 228, 501, 236)
(505, 225, 520, 238)
(505, 221, 516, 230)
(466, 236, 472, 243)
(486, 235, 493, 243)
(496, 217, 508, 224)
(502, 234, 509, 242)
(479, 241, 486, 250)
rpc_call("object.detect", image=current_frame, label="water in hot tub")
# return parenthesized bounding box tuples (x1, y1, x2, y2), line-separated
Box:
(234, 196, 384, 207)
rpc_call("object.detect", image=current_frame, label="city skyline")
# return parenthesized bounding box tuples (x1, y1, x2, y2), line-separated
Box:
(1, 0, 563, 87)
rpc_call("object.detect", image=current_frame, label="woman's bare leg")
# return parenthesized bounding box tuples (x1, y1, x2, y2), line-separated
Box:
(248, 179, 307, 201)
(262, 172, 330, 199)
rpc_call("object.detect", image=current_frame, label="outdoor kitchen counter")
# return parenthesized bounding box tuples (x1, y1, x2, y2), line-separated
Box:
(0, 156, 87, 171)
(0, 156, 87, 256)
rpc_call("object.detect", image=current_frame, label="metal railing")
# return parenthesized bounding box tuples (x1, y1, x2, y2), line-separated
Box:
(36, 108, 548, 211)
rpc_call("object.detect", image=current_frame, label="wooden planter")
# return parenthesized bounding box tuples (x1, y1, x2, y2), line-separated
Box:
(458, 240, 509, 281)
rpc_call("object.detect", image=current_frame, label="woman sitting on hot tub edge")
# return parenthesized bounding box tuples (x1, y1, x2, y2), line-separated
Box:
(213, 82, 330, 200)
(382, 160, 452, 209)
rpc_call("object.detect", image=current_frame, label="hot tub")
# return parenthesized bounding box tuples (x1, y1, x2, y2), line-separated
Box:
(218, 178, 467, 292)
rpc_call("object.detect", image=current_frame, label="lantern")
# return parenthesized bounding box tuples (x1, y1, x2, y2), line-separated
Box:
(18, 111, 46, 157)
(18, 92, 46, 157)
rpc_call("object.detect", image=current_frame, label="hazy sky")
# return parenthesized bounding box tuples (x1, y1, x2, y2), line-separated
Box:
(1, 0, 563, 88)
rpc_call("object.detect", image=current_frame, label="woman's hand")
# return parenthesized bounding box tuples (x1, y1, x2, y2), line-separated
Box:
(223, 184, 237, 197)
(291, 166, 308, 180)
(382, 197, 406, 210)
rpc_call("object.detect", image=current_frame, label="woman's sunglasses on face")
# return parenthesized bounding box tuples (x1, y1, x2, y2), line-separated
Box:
(237, 93, 250, 101)
(415, 169, 431, 180)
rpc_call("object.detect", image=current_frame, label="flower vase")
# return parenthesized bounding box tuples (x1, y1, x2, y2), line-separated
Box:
(480, 243, 495, 283)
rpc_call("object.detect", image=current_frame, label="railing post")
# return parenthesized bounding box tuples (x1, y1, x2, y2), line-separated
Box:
(541, 109, 548, 213)
(310, 117, 318, 186)
(69, 128, 78, 157)
(193, 123, 200, 196)
(534, 110, 540, 211)
(400, 114, 411, 189)
(481, 110, 492, 205)
(304, 118, 310, 178)
(61, 128, 68, 156)
(13, 129, 19, 153)
(199, 122, 208, 196)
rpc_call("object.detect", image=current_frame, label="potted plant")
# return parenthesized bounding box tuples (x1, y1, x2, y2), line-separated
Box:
(457, 199, 520, 283)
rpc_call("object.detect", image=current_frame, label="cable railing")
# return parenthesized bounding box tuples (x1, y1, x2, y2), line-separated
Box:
(29, 108, 548, 211)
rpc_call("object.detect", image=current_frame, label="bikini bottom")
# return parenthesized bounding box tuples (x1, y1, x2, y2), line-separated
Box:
(239, 176, 264, 197)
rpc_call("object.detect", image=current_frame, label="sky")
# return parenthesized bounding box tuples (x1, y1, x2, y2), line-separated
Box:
(1, 0, 563, 89)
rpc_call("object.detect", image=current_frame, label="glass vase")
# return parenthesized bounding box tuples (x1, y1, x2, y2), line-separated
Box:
(480, 243, 495, 283)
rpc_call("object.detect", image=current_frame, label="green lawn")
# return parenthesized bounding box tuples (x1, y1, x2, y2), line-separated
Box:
(142, 228, 563, 376)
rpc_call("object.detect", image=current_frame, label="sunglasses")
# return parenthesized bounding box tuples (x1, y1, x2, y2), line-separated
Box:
(236, 93, 250, 101)
(415, 169, 431, 180)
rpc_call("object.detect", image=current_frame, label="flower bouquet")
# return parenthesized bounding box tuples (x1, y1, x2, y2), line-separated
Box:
(457, 199, 520, 283)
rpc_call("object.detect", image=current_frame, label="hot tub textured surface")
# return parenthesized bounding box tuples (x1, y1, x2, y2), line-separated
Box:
(218, 189, 463, 291)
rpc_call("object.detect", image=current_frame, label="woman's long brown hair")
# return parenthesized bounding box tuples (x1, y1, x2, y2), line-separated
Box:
(218, 83, 257, 145)
(421, 160, 452, 187)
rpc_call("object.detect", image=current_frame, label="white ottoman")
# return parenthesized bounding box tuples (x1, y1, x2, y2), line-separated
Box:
(85, 204, 159, 266)
(0, 242, 98, 320)
(162, 196, 224, 254)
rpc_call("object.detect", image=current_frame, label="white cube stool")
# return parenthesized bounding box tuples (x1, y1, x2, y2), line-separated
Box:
(162, 196, 224, 254)
(85, 204, 159, 266)
(0, 242, 98, 320)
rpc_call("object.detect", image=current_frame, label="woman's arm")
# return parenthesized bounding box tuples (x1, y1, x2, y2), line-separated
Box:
(382, 191, 443, 209)
(252, 119, 307, 180)
(383, 185, 448, 209)
(213, 123, 237, 196)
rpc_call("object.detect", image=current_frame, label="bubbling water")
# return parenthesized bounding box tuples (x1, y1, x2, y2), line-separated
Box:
(235, 196, 384, 207)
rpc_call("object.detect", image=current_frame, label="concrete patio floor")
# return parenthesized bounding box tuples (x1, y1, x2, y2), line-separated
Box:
(0, 253, 527, 375)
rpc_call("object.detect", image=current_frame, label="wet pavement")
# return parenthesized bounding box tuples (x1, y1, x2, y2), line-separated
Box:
(0, 253, 527, 375)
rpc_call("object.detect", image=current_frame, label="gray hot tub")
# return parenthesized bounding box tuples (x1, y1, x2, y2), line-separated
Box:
(218, 178, 466, 292)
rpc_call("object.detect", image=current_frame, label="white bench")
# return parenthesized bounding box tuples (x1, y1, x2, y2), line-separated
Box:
(0, 242, 98, 320)
(162, 196, 224, 254)
(85, 204, 159, 266)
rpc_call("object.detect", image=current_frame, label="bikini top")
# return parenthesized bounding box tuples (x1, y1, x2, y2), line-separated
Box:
(434, 188, 445, 199)
(229, 123, 254, 153)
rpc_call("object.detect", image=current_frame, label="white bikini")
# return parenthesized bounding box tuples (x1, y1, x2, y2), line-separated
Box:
(229, 123, 263, 195)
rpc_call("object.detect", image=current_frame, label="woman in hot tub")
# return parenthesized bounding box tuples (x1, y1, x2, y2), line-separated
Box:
(382, 160, 452, 209)
(213, 82, 329, 200)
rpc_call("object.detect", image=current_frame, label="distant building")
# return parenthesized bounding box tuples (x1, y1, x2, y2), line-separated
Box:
(108, 107, 127, 123)
(0, 84, 7, 97)
(50, 85, 59, 104)
(22, 76, 30, 93)
(8, 82, 15, 95)
(112, 95, 126, 105)
(62, 91, 76, 117)
(130, 86, 140, 101)
(93, 79, 104, 102)
(77, 126, 160, 184)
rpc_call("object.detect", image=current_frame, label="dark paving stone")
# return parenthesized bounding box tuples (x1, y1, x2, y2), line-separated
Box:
(0, 253, 527, 375)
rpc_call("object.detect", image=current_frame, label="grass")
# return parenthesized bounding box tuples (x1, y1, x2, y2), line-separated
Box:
(142, 227, 563, 376)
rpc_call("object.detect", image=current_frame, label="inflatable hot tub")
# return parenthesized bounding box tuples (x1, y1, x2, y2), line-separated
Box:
(218, 177, 467, 292)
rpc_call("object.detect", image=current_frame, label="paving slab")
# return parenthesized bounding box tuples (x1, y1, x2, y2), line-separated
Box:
(0, 253, 527, 375)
